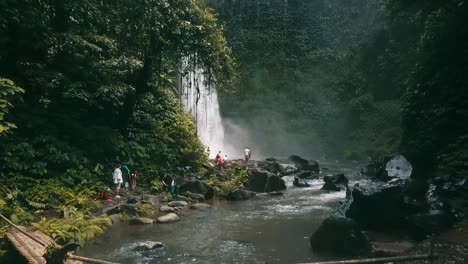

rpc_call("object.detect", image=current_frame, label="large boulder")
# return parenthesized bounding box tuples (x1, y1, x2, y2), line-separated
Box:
(280, 163, 299, 175)
(247, 169, 270, 192)
(324, 174, 349, 186)
(297, 171, 317, 179)
(265, 175, 286, 193)
(228, 189, 256, 200)
(288, 155, 319, 172)
(263, 158, 284, 176)
(247, 169, 286, 193)
(344, 181, 420, 231)
(178, 179, 214, 200)
(185, 191, 205, 202)
(310, 215, 371, 256)
(293, 177, 310, 188)
(361, 155, 412, 181)
(321, 182, 342, 191)
(321, 174, 349, 191)
(385, 155, 413, 180)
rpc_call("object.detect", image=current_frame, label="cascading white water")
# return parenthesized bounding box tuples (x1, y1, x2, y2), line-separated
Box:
(179, 60, 225, 159)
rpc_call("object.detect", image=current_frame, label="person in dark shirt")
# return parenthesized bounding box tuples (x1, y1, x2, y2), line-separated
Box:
(162, 175, 176, 196)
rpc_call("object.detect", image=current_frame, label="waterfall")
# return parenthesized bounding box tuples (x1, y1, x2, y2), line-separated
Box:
(178, 60, 225, 159)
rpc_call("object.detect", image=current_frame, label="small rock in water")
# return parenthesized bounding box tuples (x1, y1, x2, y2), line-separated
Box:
(157, 213, 180, 223)
(168, 201, 189, 207)
(134, 241, 163, 251)
(129, 217, 154, 225)
(189, 203, 211, 210)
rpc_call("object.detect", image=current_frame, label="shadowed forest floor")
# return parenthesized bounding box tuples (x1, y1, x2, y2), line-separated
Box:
(405, 220, 468, 264)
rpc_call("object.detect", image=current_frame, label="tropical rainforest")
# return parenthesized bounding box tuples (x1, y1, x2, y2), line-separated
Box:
(0, 0, 467, 262)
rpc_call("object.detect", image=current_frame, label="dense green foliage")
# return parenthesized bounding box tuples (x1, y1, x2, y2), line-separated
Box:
(204, 166, 249, 197)
(0, 78, 24, 134)
(0, 0, 233, 257)
(386, 0, 468, 178)
(212, 0, 468, 179)
(211, 0, 402, 159)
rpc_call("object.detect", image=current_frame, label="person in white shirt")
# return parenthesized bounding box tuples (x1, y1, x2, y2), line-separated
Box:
(244, 147, 251, 162)
(224, 154, 228, 162)
(113, 164, 123, 198)
(206, 146, 211, 159)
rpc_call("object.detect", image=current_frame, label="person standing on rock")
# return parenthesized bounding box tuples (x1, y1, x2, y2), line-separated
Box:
(206, 146, 211, 159)
(122, 165, 131, 189)
(244, 147, 251, 162)
(215, 151, 222, 163)
(129, 170, 137, 190)
(113, 164, 123, 198)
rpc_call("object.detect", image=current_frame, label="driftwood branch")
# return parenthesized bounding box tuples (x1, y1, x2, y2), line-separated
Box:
(300, 253, 437, 264)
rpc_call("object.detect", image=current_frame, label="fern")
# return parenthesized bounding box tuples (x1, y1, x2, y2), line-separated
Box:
(26, 199, 47, 209)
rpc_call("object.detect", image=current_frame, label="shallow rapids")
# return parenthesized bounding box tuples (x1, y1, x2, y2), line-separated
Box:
(78, 161, 367, 263)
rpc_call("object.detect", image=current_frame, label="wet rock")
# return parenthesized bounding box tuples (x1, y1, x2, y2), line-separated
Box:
(265, 175, 286, 193)
(159, 205, 176, 213)
(247, 169, 271, 192)
(105, 204, 139, 216)
(321, 174, 349, 191)
(324, 173, 349, 186)
(141, 195, 159, 206)
(360, 157, 391, 181)
(321, 182, 342, 191)
(310, 215, 371, 256)
(129, 217, 154, 225)
(344, 181, 419, 231)
(288, 155, 319, 172)
(167, 201, 188, 207)
(185, 191, 205, 202)
(227, 189, 256, 200)
(109, 214, 122, 224)
(280, 163, 298, 175)
(157, 213, 180, 223)
(386, 155, 413, 180)
(297, 171, 317, 179)
(127, 195, 139, 204)
(293, 177, 310, 188)
(178, 179, 214, 200)
(134, 241, 163, 251)
(189, 203, 211, 210)
(263, 159, 284, 176)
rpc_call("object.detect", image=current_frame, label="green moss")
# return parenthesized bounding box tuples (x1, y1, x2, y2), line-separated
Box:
(204, 166, 249, 197)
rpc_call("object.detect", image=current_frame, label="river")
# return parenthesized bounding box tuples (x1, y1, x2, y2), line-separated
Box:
(78, 160, 368, 264)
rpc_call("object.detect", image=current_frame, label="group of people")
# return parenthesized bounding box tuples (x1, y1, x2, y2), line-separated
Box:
(111, 164, 137, 199)
(205, 146, 252, 167)
(107, 146, 254, 199)
(110, 164, 176, 199)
